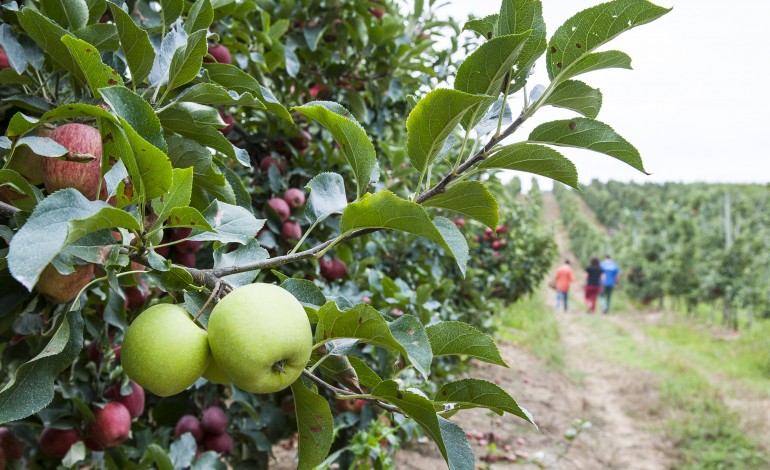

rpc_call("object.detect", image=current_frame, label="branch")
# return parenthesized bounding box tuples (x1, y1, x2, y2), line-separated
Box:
(0, 201, 20, 219)
(302, 370, 400, 414)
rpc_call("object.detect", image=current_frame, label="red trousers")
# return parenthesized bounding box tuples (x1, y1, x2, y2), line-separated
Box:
(585, 285, 601, 312)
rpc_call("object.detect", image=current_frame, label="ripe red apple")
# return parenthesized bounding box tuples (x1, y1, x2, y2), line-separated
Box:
(495, 225, 509, 234)
(124, 281, 149, 310)
(39, 427, 80, 458)
(219, 113, 235, 136)
(491, 240, 502, 250)
(0, 49, 9, 69)
(201, 406, 228, 435)
(283, 188, 305, 208)
(259, 156, 286, 174)
(174, 252, 197, 268)
(0, 427, 23, 460)
(319, 258, 347, 281)
(175, 415, 203, 442)
(280, 221, 302, 240)
(41, 123, 103, 200)
(204, 44, 232, 64)
(279, 395, 295, 416)
(104, 381, 145, 418)
(289, 130, 312, 151)
(267, 198, 290, 222)
(202, 432, 233, 454)
(89, 402, 131, 448)
(453, 218, 466, 227)
(308, 84, 329, 100)
(36, 263, 94, 304)
(370, 8, 385, 18)
(172, 228, 202, 254)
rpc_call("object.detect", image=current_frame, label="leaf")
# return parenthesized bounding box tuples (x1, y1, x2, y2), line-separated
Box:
(546, 0, 671, 81)
(454, 32, 531, 131)
(304, 172, 347, 225)
(174, 83, 264, 108)
(167, 29, 208, 91)
(189, 200, 263, 244)
(0, 24, 28, 74)
(65, 207, 141, 245)
(280, 278, 327, 310)
(108, 3, 155, 85)
(151, 167, 193, 227)
(203, 63, 292, 121)
(144, 444, 174, 470)
(7, 189, 136, 290)
(543, 79, 602, 118)
(291, 380, 334, 470)
(165, 207, 212, 230)
(15, 136, 68, 157)
(161, 0, 185, 25)
(0, 310, 83, 424)
(497, 0, 547, 93)
(423, 181, 499, 229)
(463, 14, 498, 38)
(40, 0, 89, 30)
(437, 417, 476, 470)
(406, 89, 489, 176)
(74, 23, 119, 52)
(149, 23, 188, 88)
(528, 118, 646, 173)
(389, 314, 432, 379)
(435, 379, 535, 425)
(100, 86, 167, 152)
(169, 433, 197, 470)
(293, 102, 376, 200)
(479, 143, 578, 189)
(16, 8, 84, 82)
(347, 356, 382, 391)
(433, 217, 469, 277)
(61, 35, 123, 98)
(184, 0, 214, 34)
(315, 302, 401, 350)
(426, 321, 507, 367)
(213, 240, 269, 288)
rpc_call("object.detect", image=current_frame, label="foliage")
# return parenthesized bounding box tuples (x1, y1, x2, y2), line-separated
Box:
(0, 0, 667, 467)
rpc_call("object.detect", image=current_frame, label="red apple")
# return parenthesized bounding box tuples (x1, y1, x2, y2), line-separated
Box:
(201, 406, 228, 435)
(0, 428, 23, 460)
(204, 44, 231, 64)
(283, 188, 306, 208)
(289, 130, 312, 151)
(0, 49, 9, 69)
(491, 240, 502, 250)
(280, 221, 302, 240)
(259, 156, 286, 174)
(175, 415, 203, 442)
(495, 225, 509, 234)
(220, 113, 235, 136)
(453, 218, 466, 227)
(36, 263, 94, 304)
(308, 84, 329, 100)
(202, 432, 233, 454)
(267, 198, 290, 222)
(172, 228, 202, 254)
(320, 258, 347, 281)
(279, 395, 295, 416)
(370, 8, 385, 18)
(89, 402, 131, 448)
(175, 252, 197, 268)
(124, 281, 149, 310)
(41, 123, 103, 200)
(104, 381, 145, 418)
(39, 427, 80, 458)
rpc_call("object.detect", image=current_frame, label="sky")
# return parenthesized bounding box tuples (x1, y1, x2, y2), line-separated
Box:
(432, 0, 770, 189)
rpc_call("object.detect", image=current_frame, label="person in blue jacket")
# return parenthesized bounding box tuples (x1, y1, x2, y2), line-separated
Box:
(600, 255, 620, 314)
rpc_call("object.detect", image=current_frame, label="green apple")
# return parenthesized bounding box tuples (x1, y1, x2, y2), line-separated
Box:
(208, 283, 312, 394)
(202, 357, 231, 384)
(122, 304, 211, 396)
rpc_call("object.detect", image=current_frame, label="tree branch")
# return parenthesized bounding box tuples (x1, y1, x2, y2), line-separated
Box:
(302, 370, 400, 414)
(0, 201, 20, 219)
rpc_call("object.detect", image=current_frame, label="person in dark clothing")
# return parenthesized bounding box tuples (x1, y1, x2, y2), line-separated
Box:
(585, 257, 603, 313)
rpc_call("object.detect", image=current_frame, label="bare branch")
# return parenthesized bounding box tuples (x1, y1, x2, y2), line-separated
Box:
(302, 370, 400, 414)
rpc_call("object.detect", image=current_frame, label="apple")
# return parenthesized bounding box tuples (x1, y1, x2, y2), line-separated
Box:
(453, 218, 466, 228)
(124, 281, 149, 310)
(202, 357, 231, 384)
(267, 198, 290, 222)
(39, 427, 80, 458)
(89, 402, 131, 448)
(0, 49, 9, 69)
(204, 44, 232, 64)
(491, 240, 502, 250)
(172, 228, 202, 254)
(175, 252, 197, 268)
(308, 84, 329, 100)
(202, 432, 233, 454)
(201, 406, 228, 435)
(319, 258, 347, 281)
(279, 395, 295, 416)
(220, 113, 235, 136)
(280, 221, 302, 240)
(104, 381, 145, 418)
(283, 188, 306, 208)
(35, 263, 94, 304)
(259, 156, 286, 174)
(289, 130, 312, 151)
(334, 399, 365, 413)
(495, 225, 509, 234)
(207, 283, 312, 394)
(0, 428, 23, 460)
(41, 123, 103, 200)
(121, 303, 211, 396)
(175, 415, 203, 442)
(370, 8, 385, 18)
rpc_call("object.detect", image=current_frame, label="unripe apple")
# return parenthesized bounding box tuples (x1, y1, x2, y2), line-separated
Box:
(104, 381, 145, 418)
(202, 432, 233, 454)
(41, 123, 102, 200)
(203, 358, 231, 384)
(208, 283, 312, 394)
(219, 113, 235, 136)
(204, 44, 232, 64)
(0, 428, 23, 460)
(175, 415, 203, 442)
(201, 407, 228, 435)
(35, 263, 94, 304)
(283, 188, 305, 208)
(121, 304, 211, 396)
(39, 427, 80, 458)
(319, 258, 347, 281)
(259, 156, 286, 174)
(280, 221, 302, 240)
(89, 402, 131, 448)
(0, 49, 9, 69)
(267, 198, 291, 222)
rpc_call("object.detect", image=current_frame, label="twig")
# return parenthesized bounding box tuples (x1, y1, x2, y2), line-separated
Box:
(0, 201, 19, 219)
(302, 370, 400, 414)
(194, 280, 222, 322)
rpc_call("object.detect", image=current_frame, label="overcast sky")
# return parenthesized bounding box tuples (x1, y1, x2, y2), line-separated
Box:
(433, 0, 770, 189)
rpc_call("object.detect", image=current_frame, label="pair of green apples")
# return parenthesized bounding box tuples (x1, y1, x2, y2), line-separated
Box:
(121, 283, 313, 396)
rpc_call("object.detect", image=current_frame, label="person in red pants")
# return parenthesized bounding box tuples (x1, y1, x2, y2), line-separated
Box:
(584, 257, 603, 313)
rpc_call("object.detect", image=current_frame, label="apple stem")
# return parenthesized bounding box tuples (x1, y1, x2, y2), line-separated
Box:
(193, 280, 222, 322)
(272, 360, 287, 374)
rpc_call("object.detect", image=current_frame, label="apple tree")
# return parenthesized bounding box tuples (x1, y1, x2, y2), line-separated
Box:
(0, 0, 669, 467)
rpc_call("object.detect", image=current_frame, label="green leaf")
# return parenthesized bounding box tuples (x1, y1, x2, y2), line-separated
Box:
(0, 169, 44, 211)
(15, 136, 68, 157)
(161, 0, 185, 25)
(151, 167, 193, 228)
(406, 89, 489, 176)
(61, 35, 123, 98)
(165, 207, 212, 230)
(315, 355, 361, 392)
(463, 14, 498, 38)
(389, 314, 432, 379)
(203, 63, 292, 122)
(543, 79, 602, 118)
(423, 181, 499, 229)
(304, 172, 348, 225)
(479, 143, 578, 189)
(168, 29, 208, 91)
(436, 379, 535, 426)
(528, 118, 646, 174)
(144, 444, 174, 470)
(108, 3, 155, 85)
(454, 32, 531, 131)
(74, 23, 119, 52)
(99, 119, 142, 200)
(174, 83, 264, 108)
(426, 321, 507, 367)
(40, 0, 89, 30)
(65, 207, 141, 245)
(498, 0, 547, 93)
(169, 433, 197, 470)
(100, 86, 167, 152)
(315, 302, 402, 351)
(347, 356, 382, 391)
(291, 380, 334, 470)
(0, 310, 83, 424)
(213, 239, 268, 288)
(293, 102, 376, 200)
(559, 50, 632, 82)
(437, 417, 476, 470)
(184, 0, 214, 33)
(280, 278, 326, 310)
(16, 8, 84, 82)
(189, 200, 263, 244)
(433, 217, 469, 277)
(153, 266, 194, 291)
(546, 0, 671, 81)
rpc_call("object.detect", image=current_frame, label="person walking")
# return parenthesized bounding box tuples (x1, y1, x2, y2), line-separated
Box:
(584, 257, 603, 313)
(600, 255, 620, 314)
(553, 260, 575, 312)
